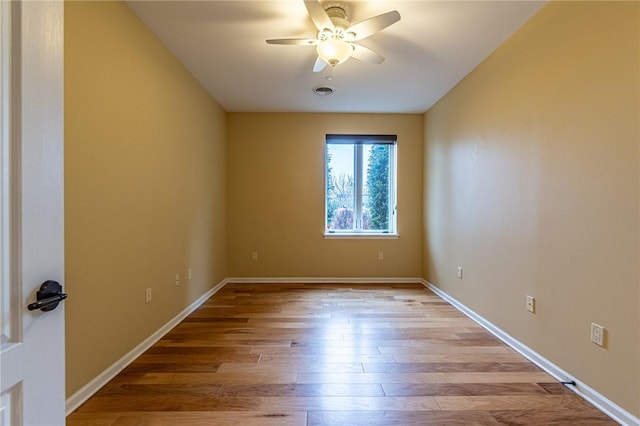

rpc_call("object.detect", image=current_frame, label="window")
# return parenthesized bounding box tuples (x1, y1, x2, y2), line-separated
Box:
(325, 134, 397, 236)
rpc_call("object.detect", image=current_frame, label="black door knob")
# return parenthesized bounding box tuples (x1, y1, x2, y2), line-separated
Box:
(27, 280, 67, 312)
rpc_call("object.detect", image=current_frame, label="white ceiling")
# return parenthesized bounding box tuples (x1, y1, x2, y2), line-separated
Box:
(127, 1, 546, 114)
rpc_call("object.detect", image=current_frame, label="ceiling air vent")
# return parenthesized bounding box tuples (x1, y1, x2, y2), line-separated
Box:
(313, 85, 334, 96)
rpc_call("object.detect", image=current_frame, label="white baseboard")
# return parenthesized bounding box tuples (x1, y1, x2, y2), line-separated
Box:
(65, 279, 229, 416)
(422, 280, 639, 426)
(227, 276, 424, 284)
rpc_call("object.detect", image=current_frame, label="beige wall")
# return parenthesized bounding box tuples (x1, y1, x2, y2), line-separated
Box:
(423, 1, 639, 416)
(227, 113, 423, 278)
(65, 2, 227, 396)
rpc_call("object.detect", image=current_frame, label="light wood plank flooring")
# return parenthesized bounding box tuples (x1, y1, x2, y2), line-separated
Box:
(67, 283, 616, 425)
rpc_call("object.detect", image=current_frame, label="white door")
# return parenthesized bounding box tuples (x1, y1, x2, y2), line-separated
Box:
(1, 1, 65, 425)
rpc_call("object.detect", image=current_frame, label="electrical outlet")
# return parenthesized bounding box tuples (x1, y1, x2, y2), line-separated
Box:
(457, 267, 463, 279)
(145, 288, 152, 304)
(175, 273, 180, 286)
(378, 251, 384, 261)
(188, 268, 192, 280)
(251, 251, 258, 261)
(525, 295, 535, 313)
(591, 323, 605, 347)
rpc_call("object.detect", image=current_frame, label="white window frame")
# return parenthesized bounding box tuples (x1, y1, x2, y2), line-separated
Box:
(324, 134, 398, 239)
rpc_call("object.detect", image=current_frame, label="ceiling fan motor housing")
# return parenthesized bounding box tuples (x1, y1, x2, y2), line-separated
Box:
(323, 5, 354, 39)
(325, 6, 348, 23)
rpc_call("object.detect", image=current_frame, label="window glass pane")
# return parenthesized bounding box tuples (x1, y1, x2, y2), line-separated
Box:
(326, 144, 355, 230)
(325, 135, 396, 235)
(364, 144, 390, 231)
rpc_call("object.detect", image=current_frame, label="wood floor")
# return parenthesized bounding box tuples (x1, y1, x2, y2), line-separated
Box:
(67, 283, 616, 425)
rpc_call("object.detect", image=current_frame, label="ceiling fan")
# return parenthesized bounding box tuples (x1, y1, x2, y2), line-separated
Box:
(266, 0, 401, 72)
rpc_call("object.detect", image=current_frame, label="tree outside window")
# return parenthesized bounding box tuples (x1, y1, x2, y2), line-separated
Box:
(325, 135, 396, 234)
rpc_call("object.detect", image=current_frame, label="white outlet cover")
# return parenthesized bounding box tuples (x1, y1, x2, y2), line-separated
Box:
(526, 295, 535, 313)
(591, 323, 605, 346)
(457, 267, 463, 279)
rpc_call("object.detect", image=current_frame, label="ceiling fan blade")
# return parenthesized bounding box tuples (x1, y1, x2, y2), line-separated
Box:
(351, 43, 385, 64)
(304, 0, 334, 32)
(313, 56, 327, 72)
(266, 38, 318, 46)
(346, 10, 400, 41)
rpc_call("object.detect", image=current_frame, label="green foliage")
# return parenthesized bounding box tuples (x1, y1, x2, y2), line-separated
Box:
(366, 145, 389, 230)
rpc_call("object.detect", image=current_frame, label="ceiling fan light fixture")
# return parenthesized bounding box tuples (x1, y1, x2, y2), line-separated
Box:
(316, 39, 353, 67)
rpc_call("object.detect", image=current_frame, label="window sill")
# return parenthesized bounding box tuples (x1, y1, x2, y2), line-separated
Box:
(323, 232, 399, 239)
